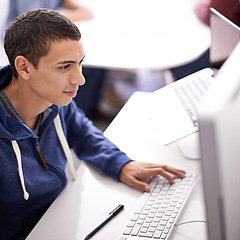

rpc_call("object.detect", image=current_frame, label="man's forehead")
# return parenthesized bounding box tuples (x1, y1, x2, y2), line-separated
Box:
(42, 39, 84, 63)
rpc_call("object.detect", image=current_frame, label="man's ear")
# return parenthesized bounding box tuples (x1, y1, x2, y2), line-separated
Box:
(14, 56, 31, 80)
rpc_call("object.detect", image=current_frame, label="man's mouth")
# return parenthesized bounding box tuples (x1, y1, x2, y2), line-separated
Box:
(64, 90, 78, 98)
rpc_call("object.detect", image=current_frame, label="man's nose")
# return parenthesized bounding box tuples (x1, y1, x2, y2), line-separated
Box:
(71, 66, 85, 86)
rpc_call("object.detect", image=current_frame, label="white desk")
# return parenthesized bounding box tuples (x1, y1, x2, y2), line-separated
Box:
(76, 0, 210, 70)
(27, 92, 207, 240)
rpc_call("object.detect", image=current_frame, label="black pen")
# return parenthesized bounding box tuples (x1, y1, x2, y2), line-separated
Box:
(84, 204, 124, 240)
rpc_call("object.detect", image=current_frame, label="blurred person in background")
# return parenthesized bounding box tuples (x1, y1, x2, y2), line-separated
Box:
(5, 0, 93, 27)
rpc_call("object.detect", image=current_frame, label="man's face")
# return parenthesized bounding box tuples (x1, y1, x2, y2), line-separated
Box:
(27, 39, 85, 106)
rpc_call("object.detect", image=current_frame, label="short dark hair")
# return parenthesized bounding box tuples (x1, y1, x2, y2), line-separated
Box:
(4, 8, 81, 78)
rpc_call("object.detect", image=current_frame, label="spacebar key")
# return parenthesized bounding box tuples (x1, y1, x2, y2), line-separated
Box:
(134, 192, 150, 214)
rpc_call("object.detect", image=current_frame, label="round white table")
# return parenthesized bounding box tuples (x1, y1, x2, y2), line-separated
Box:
(76, 0, 210, 70)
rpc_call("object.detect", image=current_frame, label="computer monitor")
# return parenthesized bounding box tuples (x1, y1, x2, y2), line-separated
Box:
(175, 7, 240, 160)
(210, 8, 240, 69)
(198, 41, 240, 240)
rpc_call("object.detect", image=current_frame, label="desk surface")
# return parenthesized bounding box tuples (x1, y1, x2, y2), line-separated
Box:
(27, 92, 207, 240)
(77, 0, 210, 70)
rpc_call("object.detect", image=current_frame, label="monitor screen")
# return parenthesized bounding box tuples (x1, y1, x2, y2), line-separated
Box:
(210, 8, 240, 69)
(211, 0, 240, 27)
(198, 41, 240, 240)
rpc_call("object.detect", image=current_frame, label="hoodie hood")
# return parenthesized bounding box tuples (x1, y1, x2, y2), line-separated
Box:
(0, 65, 12, 89)
(0, 65, 35, 140)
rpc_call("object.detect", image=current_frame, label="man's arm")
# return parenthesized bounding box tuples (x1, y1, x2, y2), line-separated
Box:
(62, 101, 186, 192)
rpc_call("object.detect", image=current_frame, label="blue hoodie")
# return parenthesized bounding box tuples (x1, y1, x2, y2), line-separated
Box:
(0, 65, 132, 239)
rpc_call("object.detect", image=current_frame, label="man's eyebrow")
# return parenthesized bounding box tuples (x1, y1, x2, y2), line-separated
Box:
(57, 60, 76, 65)
(80, 55, 86, 63)
(57, 55, 85, 65)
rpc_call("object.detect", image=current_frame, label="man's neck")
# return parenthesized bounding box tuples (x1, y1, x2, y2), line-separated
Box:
(2, 77, 50, 129)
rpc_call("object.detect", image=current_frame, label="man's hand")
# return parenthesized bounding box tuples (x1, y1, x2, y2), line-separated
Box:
(119, 161, 186, 192)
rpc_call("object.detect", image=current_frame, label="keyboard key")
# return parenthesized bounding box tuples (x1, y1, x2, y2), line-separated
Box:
(127, 220, 135, 227)
(123, 226, 132, 235)
(134, 193, 150, 214)
(153, 230, 163, 239)
(131, 213, 139, 221)
(119, 237, 127, 240)
(131, 224, 141, 236)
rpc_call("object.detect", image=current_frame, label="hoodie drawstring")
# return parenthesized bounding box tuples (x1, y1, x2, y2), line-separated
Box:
(11, 114, 77, 200)
(11, 140, 29, 200)
(54, 114, 77, 181)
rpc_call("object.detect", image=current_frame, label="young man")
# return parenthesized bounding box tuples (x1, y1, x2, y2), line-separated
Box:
(0, 9, 185, 239)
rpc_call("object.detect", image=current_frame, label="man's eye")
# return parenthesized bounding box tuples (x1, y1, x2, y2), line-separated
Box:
(60, 64, 70, 70)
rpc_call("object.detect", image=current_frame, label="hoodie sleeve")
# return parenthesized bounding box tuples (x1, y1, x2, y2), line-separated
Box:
(59, 100, 132, 181)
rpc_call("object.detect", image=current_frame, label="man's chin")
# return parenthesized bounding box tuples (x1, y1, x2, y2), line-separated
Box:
(55, 98, 73, 107)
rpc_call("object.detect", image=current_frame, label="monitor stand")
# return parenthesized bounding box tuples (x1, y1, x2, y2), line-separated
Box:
(176, 132, 200, 160)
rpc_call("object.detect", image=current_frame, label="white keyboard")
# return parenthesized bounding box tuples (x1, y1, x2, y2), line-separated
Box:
(174, 75, 214, 128)
(119, 173, 198, 240)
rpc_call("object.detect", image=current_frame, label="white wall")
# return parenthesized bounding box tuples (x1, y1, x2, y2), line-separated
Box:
(0, 0, 9, 66)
